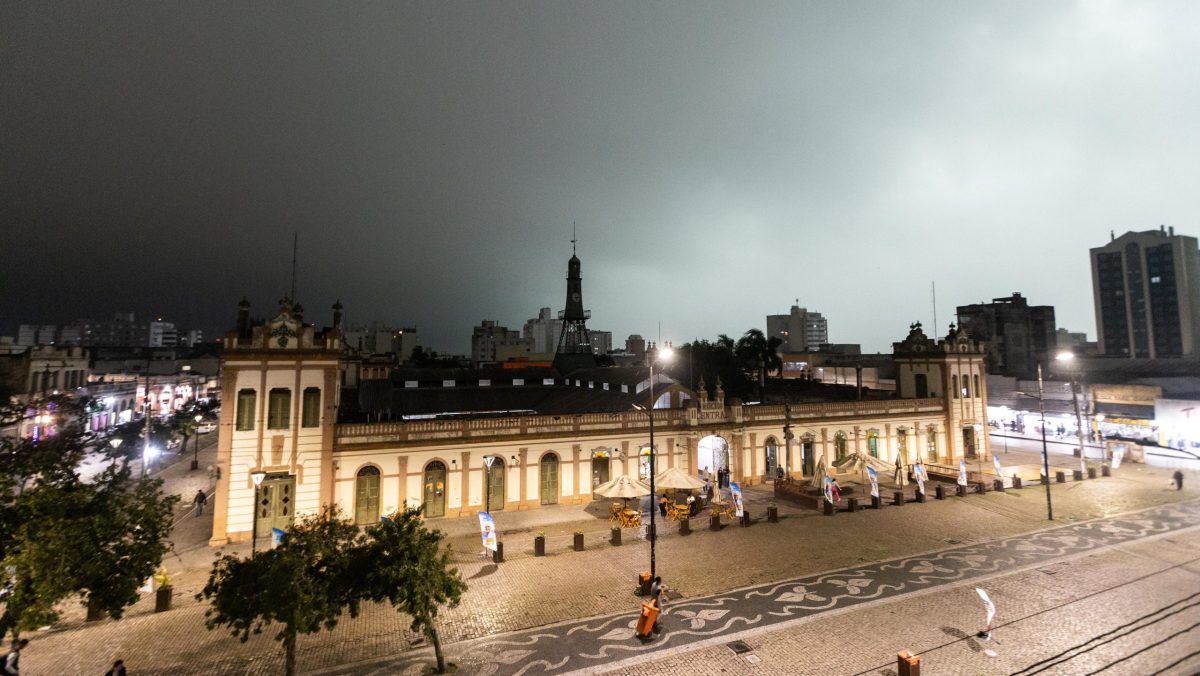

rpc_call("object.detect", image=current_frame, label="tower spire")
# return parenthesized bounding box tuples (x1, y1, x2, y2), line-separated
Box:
(553, 237, 596, 375)
(571, 221, 577, 255)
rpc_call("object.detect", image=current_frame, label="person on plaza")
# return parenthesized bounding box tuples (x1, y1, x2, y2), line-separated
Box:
(105, 659, 127, 676)
(3, 638, 28, 675)
(649, 575, 667, 630)
(1174, 470, 1184, 491)
(658, 493, 669, 518)
(700, 478, 710, 505)
(686, 493, 697, 516)
(192, 489, 207, 517)
(830, 478, 842, 503)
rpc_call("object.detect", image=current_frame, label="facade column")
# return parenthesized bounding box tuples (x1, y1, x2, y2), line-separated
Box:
(396, 456, 408, 512)
(459, 451, 471, 514)
(572, 444, 581, 504)
(518, 448, 528, 510)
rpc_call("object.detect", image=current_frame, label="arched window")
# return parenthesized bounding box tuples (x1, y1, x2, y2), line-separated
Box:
(927, 427, 938, 462)
(973, 374, 981, 399)
(423, 461, 447, 518)
(951, 375, 959, 398)
(866, 430, 879, 458)
(484, 456, 505, 512)
(834, 432, 848, 461)
(354, 466, 380, 525)
(962, 376, 970, 398)
(897, 429, 908, 464)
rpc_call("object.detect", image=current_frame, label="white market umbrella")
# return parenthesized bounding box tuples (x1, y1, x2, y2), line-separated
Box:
(653, 466, 705, 490)
(594, 474, 653, 499)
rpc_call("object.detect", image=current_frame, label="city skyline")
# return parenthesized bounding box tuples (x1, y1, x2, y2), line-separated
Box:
(5, 2, 1200, 353)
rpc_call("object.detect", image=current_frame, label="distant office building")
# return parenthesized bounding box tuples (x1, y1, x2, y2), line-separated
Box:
(471, 320, 524, 364)
(522, 307, 563, 354)
(590, 330, 612, 355)
(766, 304, 828, 352)
(148, 320, 178, 347)
(1091, 226, 1200, 358)
(626, 335, 646, 357)
(343, 321, 419, 359)
(956, 293, 1056, 378)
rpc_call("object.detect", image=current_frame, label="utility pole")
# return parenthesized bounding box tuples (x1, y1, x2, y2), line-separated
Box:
(1037, 362, 1053, 521)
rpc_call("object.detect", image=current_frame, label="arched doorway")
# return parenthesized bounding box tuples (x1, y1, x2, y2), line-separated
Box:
(539, 453, 559, 505)
(866, 430, 880, 458)
(764, 436, 779, 481)
(801, 435, 816, 476)
(697, 435, 728, 477)
(484, 456, 505, 512)
(591, 449, 611, 497)
(354, 466, 381, 525)
(834, 432, 849, 461)
(423, 460, 447, 518)
(897, 428, 909, 465)
(963, 426, 977, 459)
(927, 426, 939, 463)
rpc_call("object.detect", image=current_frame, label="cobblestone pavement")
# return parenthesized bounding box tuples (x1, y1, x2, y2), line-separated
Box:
(613, 523, 1200, 676)
(18, 445, 1197, 675)
(308, 499, 1200, 675)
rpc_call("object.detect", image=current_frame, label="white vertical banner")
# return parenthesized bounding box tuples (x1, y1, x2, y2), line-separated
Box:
(730, 481, 744, 517)
(993, 454, 1002, 477)
(976, 587, 996, 637)
(823, 474, 833, 503)
(913, 462, 926, 495)
(958, 458, 968, 486)
(867, 466, 879, 498)
(1112, 446, 1124, 470)
(478, 511, 497, 552)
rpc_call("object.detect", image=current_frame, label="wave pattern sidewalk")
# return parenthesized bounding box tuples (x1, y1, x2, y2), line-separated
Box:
(317, 499, 1200, 676)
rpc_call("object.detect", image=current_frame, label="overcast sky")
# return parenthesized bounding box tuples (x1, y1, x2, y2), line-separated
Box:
(4, 1, 1199, 354)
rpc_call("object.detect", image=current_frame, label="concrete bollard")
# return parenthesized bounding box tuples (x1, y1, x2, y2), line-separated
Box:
(679, 519, 691, 535)
(871, 495, 882, 509)
(611, 527, 622, 546)
(935, 484, 946, 500)
(1102, 465, 1111, 477)
(493, 541, 505, 564)
(824, 499, 836, 516)
(916, 490, 927, 503)
(994, 479, 1005, 492)
(710, 515, 722, 531)
(956, 485, 967, 497)
(1055, 471, 1066, 483)
(893, 491, 905, 506)
(848, 497, 860, 512)
(1013, 476, 1023, 489)
(1072, 470, 1083, 482)
(1087, 467, 1097, 480)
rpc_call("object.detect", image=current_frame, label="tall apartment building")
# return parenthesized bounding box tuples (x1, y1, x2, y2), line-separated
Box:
(956, 292, 1056, 378)
(522, 307, 563, 354)
(766, 304, 828, 352)
(148, 320, 178, 347)
(470, 320, 524, 364)
(1091, 226, 1200, 358)
(343, 321, 420, 359)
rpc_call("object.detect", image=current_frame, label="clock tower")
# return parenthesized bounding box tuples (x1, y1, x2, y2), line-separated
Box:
(554, 239, 597, 374)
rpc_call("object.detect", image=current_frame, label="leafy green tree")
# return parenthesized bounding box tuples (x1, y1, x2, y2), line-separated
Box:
(0, 397, 178, 640)
(355, 507, 466, 674)
(172, 412, 198, 455)
(198, 506, 363, 676)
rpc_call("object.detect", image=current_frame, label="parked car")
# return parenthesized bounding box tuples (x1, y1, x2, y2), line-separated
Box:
(197, 422, 217, 434)
(166, 436, 182, 450)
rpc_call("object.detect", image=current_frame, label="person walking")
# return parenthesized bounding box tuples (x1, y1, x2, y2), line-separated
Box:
(192, 490, 207, 517)
(830, 478, 842, 503)
(4, 639, 28, 675)
(658, 493, 668, 518)
(649, 576, 667, 631)
(1174, 470, 1184, 491)
(105, 659, 127, 676)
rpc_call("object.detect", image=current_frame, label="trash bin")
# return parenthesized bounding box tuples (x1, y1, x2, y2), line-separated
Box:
(636, 601, 660, 639)
(638, 571, 652, 596)
(897, 649, 920, 676)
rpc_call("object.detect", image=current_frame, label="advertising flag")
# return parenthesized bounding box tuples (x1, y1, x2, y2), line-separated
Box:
(478, 511, 497, 552)
(1112, 446, 1125, 470)
(976, 587, 996, 638)
(913, 462, 926, 494)
(866, 466, 879, 498)
(823, 474, 833, 503)
(993, 454, 1003, 478)
(958, 458, 969, 486)
(730, 481, 744, 517)
(271, 527, 285, 548)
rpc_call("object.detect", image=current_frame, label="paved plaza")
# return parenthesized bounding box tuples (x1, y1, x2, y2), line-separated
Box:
(16, 435, 1200, 675)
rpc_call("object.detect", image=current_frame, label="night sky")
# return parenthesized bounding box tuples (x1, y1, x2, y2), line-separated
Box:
(4, 2, 1199, 353)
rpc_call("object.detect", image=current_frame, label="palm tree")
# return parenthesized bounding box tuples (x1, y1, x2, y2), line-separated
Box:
(735, 329, 783, 401)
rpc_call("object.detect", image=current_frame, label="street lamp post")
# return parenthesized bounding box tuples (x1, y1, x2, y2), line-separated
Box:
(1036, 362, 1054, 521)
(483, 455, 496, 512)
(1056, 352, 1087, 474)
(141, 393, 153, 478)
(643, 343, 673, 581)
(250, 470, 267, 556)
(191, 413, 203, 471)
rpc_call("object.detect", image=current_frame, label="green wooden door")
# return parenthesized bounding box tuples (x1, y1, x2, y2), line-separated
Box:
(540, 454, 559, 505)
(423, 461, 447, 518)
(486, 460, 505, 512)
(802, 442, 815, 476)
(355, 467, 380, 524)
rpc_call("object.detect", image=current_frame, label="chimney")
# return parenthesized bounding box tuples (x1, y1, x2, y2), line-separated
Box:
(1110, 229, 1115, 241)
(1169, 226, 1175, 236)
(236, 297, 251, 337)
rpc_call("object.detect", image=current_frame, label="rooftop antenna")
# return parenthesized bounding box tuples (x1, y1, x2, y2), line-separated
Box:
(572, 221, 577, 255)
(290, 232, 299, 301)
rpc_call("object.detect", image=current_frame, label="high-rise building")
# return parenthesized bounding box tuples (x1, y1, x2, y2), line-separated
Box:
(148, 320, 178, 347)
(625, 335, 646, 357)
(470, 320, 524, 364)
(956, 293, 1056, 378)
(1091, 226, 1200, 358)
(522, 307, 563, 354)
(766, 304, 828, 352)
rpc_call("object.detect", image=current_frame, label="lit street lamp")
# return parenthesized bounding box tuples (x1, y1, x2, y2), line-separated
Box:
(636, 343, 673, 582)
(191, 413, 203, 471)
(250, 470, 267, 556)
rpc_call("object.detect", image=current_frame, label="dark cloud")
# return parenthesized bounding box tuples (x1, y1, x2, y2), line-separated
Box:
(3, 1, 1198, 351)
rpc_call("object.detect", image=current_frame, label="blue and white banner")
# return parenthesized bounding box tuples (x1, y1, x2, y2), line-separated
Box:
(993, 454, 1003, 477)
(823, 474, 834, 503)
(478, 511, 497, 552)
(730, 481, 744, 518)
(866, 466, 879, 498)
(958, 458, 969, 486)
(271, 527, 285, 548)
(913, 462, 926, 494)
(1112, 446, 1125, 470)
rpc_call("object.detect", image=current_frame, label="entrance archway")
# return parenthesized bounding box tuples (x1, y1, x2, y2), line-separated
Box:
(866, 430, 880, 458)
(697, 435, 728, 479)
(484, 456, 505, 512)
(764, 436, 779, 481)
(963, 426, 977, 459)
(801, 436, 816, 476)
(540, 453, 559, 505)
(423, 461, 447, 518)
